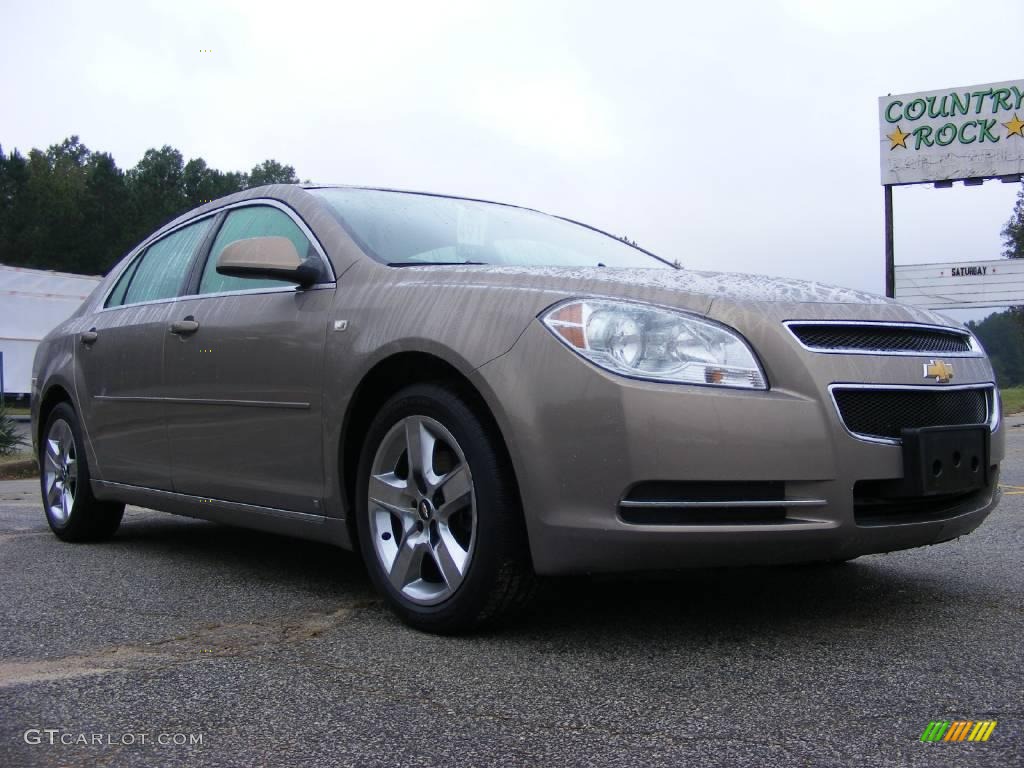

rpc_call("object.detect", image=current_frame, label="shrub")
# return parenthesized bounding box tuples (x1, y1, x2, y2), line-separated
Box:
(0, 405, 26, 456)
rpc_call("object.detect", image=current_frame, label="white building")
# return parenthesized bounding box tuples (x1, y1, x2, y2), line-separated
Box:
(0, 265, 102, 397)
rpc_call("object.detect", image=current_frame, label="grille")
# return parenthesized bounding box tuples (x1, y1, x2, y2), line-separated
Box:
(853, 481, 986, 525)
(833, 387, 989, 441)
(789, 324, 973, 354)
(619, 506, 786, 525)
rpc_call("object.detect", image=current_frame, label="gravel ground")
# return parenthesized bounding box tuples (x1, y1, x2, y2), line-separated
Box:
(0, 422, 1022, 767)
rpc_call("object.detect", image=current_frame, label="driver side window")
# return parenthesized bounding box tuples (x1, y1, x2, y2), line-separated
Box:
(199, 206, 314, 294)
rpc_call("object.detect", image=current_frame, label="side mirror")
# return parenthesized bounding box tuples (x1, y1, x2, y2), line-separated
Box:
(216, 236, 320, 287)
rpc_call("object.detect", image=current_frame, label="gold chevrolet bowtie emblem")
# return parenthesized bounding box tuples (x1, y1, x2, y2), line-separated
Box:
(923, 359, 954, 384)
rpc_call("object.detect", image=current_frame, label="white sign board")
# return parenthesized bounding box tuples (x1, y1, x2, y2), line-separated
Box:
(894, 259, 1024, 310)
(879, 80, 1024, 185)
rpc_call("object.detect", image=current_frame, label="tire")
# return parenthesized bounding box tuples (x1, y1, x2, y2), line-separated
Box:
(39, 403, 124, 542)
(355, 383, 535, 633)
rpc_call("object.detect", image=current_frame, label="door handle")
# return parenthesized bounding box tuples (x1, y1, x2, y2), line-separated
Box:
(169, 317, 200, 336)
(80, 328, 99, 345)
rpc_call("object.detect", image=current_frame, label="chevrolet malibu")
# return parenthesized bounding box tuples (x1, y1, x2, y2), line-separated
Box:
(32, 184, 1003, 632)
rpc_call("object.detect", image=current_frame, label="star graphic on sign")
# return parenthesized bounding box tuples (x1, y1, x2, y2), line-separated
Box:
(887, 125, 910, 150)
(1004, 113, 1024, 139)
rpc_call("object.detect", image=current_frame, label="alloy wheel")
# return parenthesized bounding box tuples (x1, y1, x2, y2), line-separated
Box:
(367, 415, 477, 605)
(43, 419, 77, 525)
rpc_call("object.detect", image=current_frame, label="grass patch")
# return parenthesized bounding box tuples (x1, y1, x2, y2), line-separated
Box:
(0, 450, 37, 480)
(1001, 386, 1024, 416)
(5, 407, 30, 417)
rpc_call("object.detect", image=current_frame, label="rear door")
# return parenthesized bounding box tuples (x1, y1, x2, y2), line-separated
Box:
(75, 217, 215, 489)
(162, 203, 335, 514)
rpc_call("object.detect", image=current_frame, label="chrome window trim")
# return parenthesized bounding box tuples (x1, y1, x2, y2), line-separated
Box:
(98, 198, 336, 312)
(98, 293, 182, 312)
(828, 382, 998, 446)
(177, 282, 335, 303)
(784, 320, 982, 357)
(99, 283, 335, 314)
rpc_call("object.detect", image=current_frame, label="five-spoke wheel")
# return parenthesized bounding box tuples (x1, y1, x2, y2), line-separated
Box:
(356, 384, 534, 633)
(368, 415, 477, 605)
(39, 403, 124, 541)
(42, 418, 78, 526)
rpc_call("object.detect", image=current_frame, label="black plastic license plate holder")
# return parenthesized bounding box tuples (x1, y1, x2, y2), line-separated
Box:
(900, 424, 989, 497)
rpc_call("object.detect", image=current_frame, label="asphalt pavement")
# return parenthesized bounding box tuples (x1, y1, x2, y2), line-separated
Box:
(1, 423, 1022, 767)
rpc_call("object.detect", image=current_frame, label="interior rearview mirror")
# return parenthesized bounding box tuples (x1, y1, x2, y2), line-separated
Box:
(216, 236, 320, 286)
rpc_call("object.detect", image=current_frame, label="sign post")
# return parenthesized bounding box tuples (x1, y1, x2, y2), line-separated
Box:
(879, 79, 1024, 299)
(884, 185, 895, 297)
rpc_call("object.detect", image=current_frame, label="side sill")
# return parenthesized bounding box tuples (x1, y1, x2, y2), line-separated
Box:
(92, 480, 352, 549)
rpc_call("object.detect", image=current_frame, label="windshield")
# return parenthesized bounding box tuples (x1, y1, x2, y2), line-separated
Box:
(309, 187, 674, 269)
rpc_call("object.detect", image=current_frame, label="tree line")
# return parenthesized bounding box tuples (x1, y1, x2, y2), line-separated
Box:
(985, 184, 1024, 386)
(968, 307, 1024, 388)
(0, 136, 299, 276)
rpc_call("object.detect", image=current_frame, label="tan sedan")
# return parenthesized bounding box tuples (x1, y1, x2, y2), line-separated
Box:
(32, 184, 1003, 632)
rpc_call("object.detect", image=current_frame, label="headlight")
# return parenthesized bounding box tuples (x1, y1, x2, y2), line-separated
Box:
(541, 299, 767, 390)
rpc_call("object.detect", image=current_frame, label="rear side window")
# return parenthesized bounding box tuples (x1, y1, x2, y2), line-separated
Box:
(108, 218, 213, 307)
(198, 206, 314, 294)
(107, 217, 211, 307)
(125, 219, 213, 304)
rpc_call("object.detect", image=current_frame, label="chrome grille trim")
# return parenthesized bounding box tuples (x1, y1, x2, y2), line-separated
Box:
(785, 320, 981, 357)
(828, 383, 997, 446)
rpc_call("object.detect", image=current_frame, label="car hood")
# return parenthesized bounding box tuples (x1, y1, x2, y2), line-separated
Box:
(402, 265, 955, 326)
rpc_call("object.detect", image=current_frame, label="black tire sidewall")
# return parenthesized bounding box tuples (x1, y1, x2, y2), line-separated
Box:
(355, 384, 516, 632)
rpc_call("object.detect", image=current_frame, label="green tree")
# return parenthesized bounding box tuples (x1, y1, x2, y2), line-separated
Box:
(0, 147, 30, 266)
(20, 137, 92, 272)
(0, 136, 302, 275)
(82, 152, 132, 273)
(1003, 184, 1024, 259)
(183, 158, 247, 208)
(968, 310, 1024, 387)
(247, 159, 298, 186)
(125, 145, 187, 236)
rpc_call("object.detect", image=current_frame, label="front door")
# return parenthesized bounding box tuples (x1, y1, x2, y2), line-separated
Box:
(162, 204, 333, 514)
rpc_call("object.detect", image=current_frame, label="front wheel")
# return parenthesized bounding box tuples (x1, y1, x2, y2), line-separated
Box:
(40, 403, 124, 542)
(355, 384, 534, 633)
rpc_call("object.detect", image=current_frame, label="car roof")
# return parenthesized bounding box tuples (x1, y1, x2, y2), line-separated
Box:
(299, 183, 539, 214)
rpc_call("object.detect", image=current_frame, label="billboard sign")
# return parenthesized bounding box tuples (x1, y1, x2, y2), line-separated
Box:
(894, 258, 1024, 310)
(879, 79, 1024, 185)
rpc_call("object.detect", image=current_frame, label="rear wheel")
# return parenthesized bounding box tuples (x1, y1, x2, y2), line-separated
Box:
(355, 384, 534, 633)
(40, 403, 124, 542)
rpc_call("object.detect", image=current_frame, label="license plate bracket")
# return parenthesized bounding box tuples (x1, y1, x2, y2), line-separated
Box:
(901, 425, 989, 497)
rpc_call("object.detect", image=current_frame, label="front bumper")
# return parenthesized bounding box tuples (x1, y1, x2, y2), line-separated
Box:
(475, 314, 1004, 575)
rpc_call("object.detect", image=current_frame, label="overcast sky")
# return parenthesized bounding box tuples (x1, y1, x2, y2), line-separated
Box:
(3, 0, 1021, 316)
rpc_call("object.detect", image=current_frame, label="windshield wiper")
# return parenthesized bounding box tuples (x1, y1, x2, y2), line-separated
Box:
(386, 261, 488, 267)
